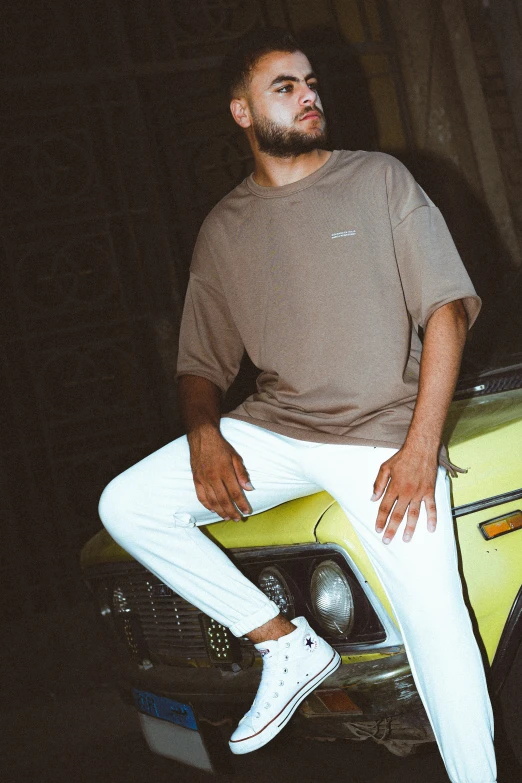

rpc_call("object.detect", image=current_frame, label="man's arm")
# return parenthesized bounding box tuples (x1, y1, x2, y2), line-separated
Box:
(178, 374, 254, 521)
(372, 300, 468, 544)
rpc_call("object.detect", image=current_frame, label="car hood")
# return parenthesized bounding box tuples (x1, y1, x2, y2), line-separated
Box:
(444, 387, 522, 445)
(81, 490, 336, 567)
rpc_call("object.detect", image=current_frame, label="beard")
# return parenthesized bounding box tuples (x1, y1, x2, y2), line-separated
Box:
(251, 108, 328, 158)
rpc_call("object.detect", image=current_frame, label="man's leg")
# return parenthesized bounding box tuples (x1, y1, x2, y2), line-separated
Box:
(305, 444, 496, 783)
(98, 418, 321, 636)
(99, 419, 340, 753)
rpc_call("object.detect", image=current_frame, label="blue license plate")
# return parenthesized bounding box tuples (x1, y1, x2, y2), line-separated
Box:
(132, 688, 198, 731)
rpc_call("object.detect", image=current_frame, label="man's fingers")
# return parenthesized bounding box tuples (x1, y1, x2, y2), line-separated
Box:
(370, 447, 438, 544)
(213, 479, 243, 521)
(232, 455, 255, 494)
(372, 464, 390, 502)
(204, 482, 230, 520)
(228, 479, 252, 517)
(381, 501, 408, 544)
(402, 502, 421, 542)
(425, 496, 437, 532)
(208, 476, 250, 522)
(193, 480, 210, 508)
(375, 488, 396, 533)
(376, 494, 437, 544)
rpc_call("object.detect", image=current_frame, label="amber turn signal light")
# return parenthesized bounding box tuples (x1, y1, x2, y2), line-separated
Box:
(479, 510, 522, 540)
(317, 689, 361, 713)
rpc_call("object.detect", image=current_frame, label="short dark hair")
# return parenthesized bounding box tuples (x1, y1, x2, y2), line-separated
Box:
(220, 27, 305, 100)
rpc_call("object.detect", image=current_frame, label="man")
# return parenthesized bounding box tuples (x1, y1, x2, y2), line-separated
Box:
(99, 28, 496, 783)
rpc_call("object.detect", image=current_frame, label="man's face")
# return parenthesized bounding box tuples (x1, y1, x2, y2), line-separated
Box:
(244, 50, 328, 158)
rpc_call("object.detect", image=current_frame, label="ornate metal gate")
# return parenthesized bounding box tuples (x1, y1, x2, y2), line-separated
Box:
(0, 0, 412, 619)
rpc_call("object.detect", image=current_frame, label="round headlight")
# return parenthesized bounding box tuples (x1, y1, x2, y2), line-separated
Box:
(258, 567, 295, 619)
(310, 560, 354, 636)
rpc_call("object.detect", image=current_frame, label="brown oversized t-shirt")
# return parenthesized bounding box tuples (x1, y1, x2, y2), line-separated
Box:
(176, 150, 481, 451)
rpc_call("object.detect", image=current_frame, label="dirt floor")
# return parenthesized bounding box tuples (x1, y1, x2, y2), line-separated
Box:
(2, 603, 520, 783)
(3, 687, 521, 783)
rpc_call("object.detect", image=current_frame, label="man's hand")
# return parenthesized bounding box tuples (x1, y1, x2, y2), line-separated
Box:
(370, 299, 469, 545)
(188, 424, 254, 521)
(178, 375, 254, 521)
(371, 442, 438, 544)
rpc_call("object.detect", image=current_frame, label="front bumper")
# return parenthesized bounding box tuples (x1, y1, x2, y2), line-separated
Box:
(121, 650, 435, 764)
(117, 648, 424, 729)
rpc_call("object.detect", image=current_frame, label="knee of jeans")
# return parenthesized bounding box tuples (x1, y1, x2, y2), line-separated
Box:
(98, 473, 139, 542)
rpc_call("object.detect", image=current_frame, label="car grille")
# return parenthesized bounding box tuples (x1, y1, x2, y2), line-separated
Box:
(87, 544, 389, 667)
(113, 570, 211, 662)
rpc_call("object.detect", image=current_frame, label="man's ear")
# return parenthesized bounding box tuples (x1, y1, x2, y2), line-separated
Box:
(230, 98, 251, 129)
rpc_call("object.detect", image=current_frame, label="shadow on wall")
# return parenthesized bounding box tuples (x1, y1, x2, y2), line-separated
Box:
(400, 150, 521, 373)
(298, 25, 379, 155)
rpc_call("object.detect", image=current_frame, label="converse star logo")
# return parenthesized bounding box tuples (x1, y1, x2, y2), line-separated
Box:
(331, 229, 356, 239)
(304, 634, 317, 652)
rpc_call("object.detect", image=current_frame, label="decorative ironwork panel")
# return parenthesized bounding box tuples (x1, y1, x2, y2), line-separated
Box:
(0, 76, 183, 616)
(119, 0, 263, 62)
(0, 0, 413, 620)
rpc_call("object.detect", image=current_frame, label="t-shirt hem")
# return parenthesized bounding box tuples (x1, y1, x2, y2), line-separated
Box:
(222, 413, 404, 449)
(223, 414, 459, 471)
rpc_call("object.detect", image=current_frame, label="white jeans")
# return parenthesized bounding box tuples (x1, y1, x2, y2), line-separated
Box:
(99, 418, 496, 783)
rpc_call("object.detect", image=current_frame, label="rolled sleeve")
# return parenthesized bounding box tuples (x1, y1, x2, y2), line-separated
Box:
(392, 203, 481, 331)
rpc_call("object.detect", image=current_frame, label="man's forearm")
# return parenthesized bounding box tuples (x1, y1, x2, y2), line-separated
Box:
(178, 374, 223, 438)
(405, 299, 468, 454)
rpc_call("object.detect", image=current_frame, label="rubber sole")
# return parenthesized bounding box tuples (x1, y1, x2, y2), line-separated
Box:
(229, 650, 342, 755)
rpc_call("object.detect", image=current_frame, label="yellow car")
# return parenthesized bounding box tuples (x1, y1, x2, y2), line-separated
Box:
(80, 363, 522, 773)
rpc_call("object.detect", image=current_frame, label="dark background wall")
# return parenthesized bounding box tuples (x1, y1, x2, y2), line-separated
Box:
(0, 0, 520, 690)
(0, 0, 411, 624)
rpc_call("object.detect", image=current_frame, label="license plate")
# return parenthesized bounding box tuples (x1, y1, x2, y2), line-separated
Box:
(132, 688, 198, 731)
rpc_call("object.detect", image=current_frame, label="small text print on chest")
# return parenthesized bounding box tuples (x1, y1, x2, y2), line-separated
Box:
(331, 230, 357, 239)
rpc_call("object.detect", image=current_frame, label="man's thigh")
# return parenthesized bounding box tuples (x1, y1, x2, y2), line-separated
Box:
(111, 418, 322, 528)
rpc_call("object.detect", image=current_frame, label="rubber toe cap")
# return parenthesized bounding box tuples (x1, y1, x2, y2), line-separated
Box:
(230, 718, 256, 743)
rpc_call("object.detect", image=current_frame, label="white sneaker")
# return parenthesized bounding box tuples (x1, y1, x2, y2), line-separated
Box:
(229, 616, 341, 755)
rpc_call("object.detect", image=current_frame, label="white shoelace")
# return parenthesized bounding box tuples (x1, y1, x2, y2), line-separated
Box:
(247, 644, 292, 720)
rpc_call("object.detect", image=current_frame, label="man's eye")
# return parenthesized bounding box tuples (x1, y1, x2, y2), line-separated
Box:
(276, 82, 319, 94)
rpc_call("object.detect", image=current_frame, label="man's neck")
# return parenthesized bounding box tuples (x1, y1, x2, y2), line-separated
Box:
(251, 149, 332, 188)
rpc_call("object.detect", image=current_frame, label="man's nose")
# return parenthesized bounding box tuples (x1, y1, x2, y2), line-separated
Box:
(300, 83, 318, 104)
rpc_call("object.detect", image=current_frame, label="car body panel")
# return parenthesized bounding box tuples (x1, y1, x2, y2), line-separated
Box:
(443, 390, 522, 662)
(81, 491, 336, 568)
(204, 491, 335, 548)
(455, 505, 522, 663)
(443, 389, 522, 507)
